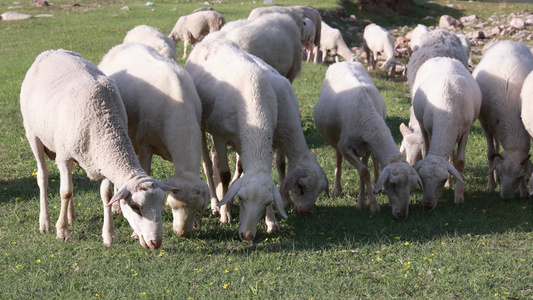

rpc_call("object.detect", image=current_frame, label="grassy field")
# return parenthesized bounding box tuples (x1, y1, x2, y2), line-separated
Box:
(1, 0, 533, 298)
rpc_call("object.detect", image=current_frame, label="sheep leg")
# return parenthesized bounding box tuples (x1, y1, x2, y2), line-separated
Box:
(137, 147, 153, 175)
(371, 154, 379, 184)
(312, 45, 319, 64)
(212, 139, 232, 224)
(420, 126, 431, 158)
(276, 150, 293, 209)
(265, 204, 280, 233)
(453, 134, 468, 204)
(331, 149, 343, 197)
(201, 131, 219, 216)
(100, 178, 116, 246)
(27, 135, 51, 233)
(55, 159, 73, 241)
(484, 131, 498, 193)
(182, 40, 189, 59)
(343, 149, 380, 214)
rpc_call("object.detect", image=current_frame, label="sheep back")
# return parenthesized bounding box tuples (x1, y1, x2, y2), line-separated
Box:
(123, 25, 177, 60)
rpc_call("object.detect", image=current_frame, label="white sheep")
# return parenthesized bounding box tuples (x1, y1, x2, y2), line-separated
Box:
(185, 39, 288, 242)
(314, 61, 422, 220)
(227, 56, 329, 217)
(98, 43, 209, 237)
(406, 29, 469, 88)
(520, 70, 533, 194)
(319, 21, 358, 63)
(291, 5, 322, 63)
(301, 17, 316, 62)
(20, 49, 179, 249)
(123, 25, 177, 60)
(168, 10, 226, 59)
(363, 23, 398, 77)
(399, 106, 424, 166)
(248, 6, 304, 37)
(407, 24, 430, 56)
(472, 40, 533, 200)
(206, 13, 302, 83)
(411, 57, 481, 210)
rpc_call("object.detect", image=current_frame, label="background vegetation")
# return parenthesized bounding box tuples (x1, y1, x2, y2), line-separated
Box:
(1, 0, 532, 298)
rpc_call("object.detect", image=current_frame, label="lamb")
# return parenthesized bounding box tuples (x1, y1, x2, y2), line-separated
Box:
(20, 49, 179, 249)
(407, 24, 430, 56)
(520, 70, 533, 194)
(363, 23, 398, 77)
(411, 57, 481, 209)
(206, 13, 302, 83)
(291, 5, 322, 63)
(168, 10, 226, 59)
(184, 39, 287, 242)
(406, 29, 469, 88)
(313, 61, 422, 220)
(472, 40, 533, 200)
(98, 43, 209, 237)
(399, 106, 424, 166)
(123, 25, 177, 60)
(319, 21, 358, 63)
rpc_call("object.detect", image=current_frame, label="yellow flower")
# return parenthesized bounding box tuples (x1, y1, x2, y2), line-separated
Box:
(376, 257, 382, 262)
(223, 284, 228, 289)
(276, 267, 281, 271)
(36, 259, 41, 263)
(49, 254, 55, 258)
(228, 258, 233, 262)
(404, 242, 409, 246)
(16, 265, 22, 269)
(224, 269, 229, 273)
(234, 267, 238, 271)
(394, 237, 400, 240)
(140, 292, 146, 296)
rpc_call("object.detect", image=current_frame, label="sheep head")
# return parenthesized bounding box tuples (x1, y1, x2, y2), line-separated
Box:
(218, 172, 287, 242)
(280, 155, 329, 216)
(108, 175, 179, 249)
(413, 155, 464, 210)
(373, 156, 422, 220)
(165, 174, 209, 237)
(489, 151, 532, 200)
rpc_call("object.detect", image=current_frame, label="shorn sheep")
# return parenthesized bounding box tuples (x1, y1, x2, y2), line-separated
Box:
(319, 21, 358, 63)
(408, 24, 430, 56)
(301, 17, 316, 62)
(20, 49, 178, 249)
(406, 29, 469, 88)
(207, 13, 302, 83)
(168, 10, 226, 59)
(521, 70, 533, 194)
(363, 23, 398, 77)
(123, 25, 177, 60)
(314, 61, 422, 220)
(411, 57, 481, 210)
(185, 39, 287, 242)
(98, 43, 209, 237)
(472, 40, 533, 200)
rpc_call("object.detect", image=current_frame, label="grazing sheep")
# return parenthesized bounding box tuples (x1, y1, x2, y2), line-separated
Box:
(472, 40, 533, 200)
(98, 43, 209, 237)
(411, 57, 481, 209)
(248, 6, 304, 37)
(168, 10, 226, 59)
(521, 70, 533, 194)
(314, 61, 422, 220)
(301, 17, 316, 62)
(363, 23, 398, 77)
(408, 24, 430, 56)
(185, 39, 287, 242)
(319, 21, 358, 63)
(206, 13, 302, 83)
(123, 25, 177, 60)
(399, 106, 424, 166)
(291, 5, 322, 63)
(407, 29, 469, 88)
(20, 49, 178, 249)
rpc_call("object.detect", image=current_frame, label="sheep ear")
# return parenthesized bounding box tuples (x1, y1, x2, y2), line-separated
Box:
(488, 154, 503, 174)
(218, 177, 243, 206)
(280, 167, 304, 196)
(399, 123, 412, 137)
(447, 162, 465, 184)
(373, 166, 391, 194)
(107, 185, 131, 207)
(273, 186, 288, 219)
(155, 179, 182, 193)
(415, 170, 424, 190)
(526, 159, 533, 176)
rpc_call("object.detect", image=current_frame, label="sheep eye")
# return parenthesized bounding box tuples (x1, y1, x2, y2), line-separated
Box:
(130, 203, 142, 215)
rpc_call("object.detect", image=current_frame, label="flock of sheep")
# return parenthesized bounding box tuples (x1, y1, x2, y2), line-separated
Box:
(19, 5, 533, 250)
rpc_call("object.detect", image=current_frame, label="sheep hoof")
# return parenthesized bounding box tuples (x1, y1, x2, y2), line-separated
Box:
(266, 221, 280, 233)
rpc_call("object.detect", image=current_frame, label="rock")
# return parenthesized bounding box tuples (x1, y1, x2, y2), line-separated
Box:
(439, 15, 463, 30)
(396, 36, 409, 47)
(490, 26, 503, 36)
(34, 0, 49, 6)
(120, 6, 130, 10)
(525, 15, 533, 26)
(460, 15, 478, 23)
(35, 14, 53, 17)
(348, 14, 357, 22)
(1, 11, 31, 20)
(465, 31, 485, 39)
(509, 17, 525, 29)
(347, 26, 360, 34)
(8, 5, 23, 9)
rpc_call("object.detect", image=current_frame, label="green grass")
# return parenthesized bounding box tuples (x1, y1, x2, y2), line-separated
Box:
(2, 0, 533, 298)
